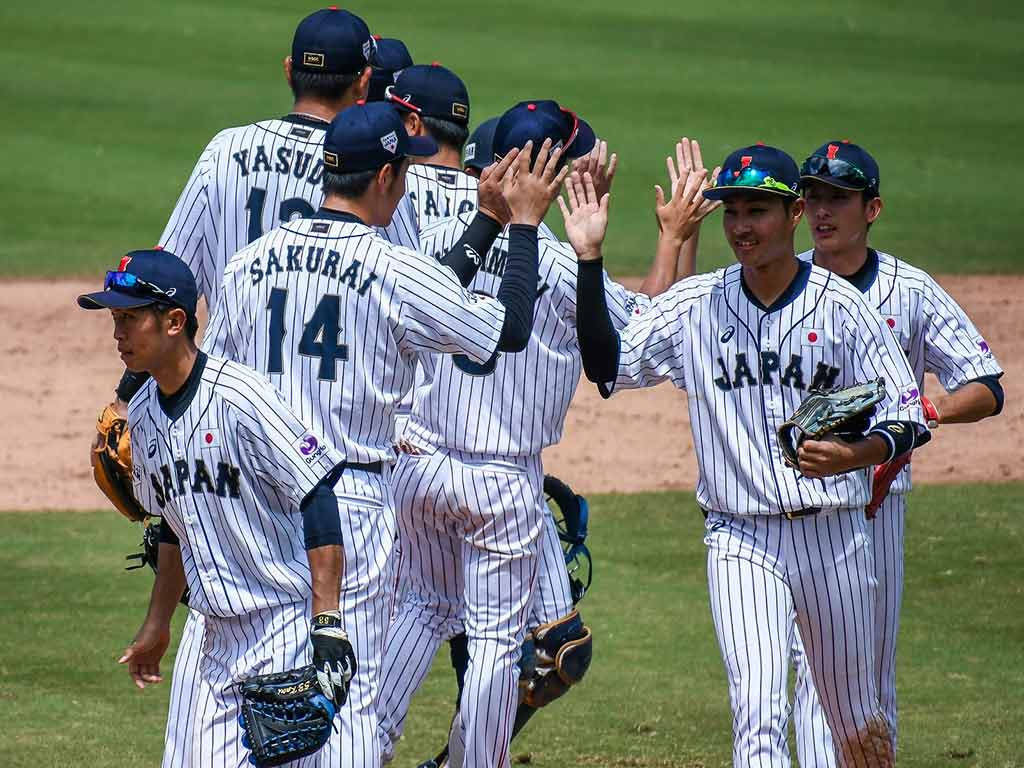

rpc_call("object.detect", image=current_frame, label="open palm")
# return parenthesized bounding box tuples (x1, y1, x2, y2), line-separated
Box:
(558, 171, 609, 260)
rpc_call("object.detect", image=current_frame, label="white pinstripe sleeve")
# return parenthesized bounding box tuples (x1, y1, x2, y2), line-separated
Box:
(377, 195, 421, 251)
(392, 249, 505, 364)
(227, 370, 343, 507)
(613, 290, 691, 392)
(417, 213, 470, 258)
(848, 297, 925, 429)
(919, 275, 1003, 390)
(158, 136, 221, 305)
(200, 251, 251, 361)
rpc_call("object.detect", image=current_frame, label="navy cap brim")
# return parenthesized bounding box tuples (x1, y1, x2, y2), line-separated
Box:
(799, 173, 868, 191)
(703, 186, 800, 201)
(406, 135, 438, 157)
(566, 118, 596, 159)
(77, 290, 159, 310)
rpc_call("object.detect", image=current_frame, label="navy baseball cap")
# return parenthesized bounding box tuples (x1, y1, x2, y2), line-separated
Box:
(386, 64, 470, 125)
(492, 100, 596, 163)
(323, 102, 437, 173)
(801, 141, 880, 196)
(291, 8, 374, 75)
(464, 116, 499, 172)
(367, 37, 413, 102)
(704, 144, 801, 201)
(78, 250, 199, 317)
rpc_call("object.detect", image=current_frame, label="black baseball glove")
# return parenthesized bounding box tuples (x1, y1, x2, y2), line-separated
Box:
(310, 611, 357, 706)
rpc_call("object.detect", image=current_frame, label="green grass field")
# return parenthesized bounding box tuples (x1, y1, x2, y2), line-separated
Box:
(3, 485, 1022, 767)
(2, 0, 1023, 277)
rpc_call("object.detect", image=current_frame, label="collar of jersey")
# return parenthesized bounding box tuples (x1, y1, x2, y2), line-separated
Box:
(158, 352, 208, 421)
(835, 248, 879, 293)
(740, 258, 812, 314)
(282, 113, 331, 129)
(314, 207, 367, 226)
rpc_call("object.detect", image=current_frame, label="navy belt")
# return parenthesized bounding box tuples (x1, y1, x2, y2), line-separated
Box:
(784, 507, 821, 520)
(345, 460, 383, 474)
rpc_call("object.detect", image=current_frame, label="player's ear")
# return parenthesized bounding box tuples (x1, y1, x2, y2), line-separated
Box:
(283, 56, 293, 88)
(165, 307, 188, 338)
(402, 112, 421, 136)
(865, 196, 883, 225)
(788, 197, 805, 229)
(355, 66, 372, 100)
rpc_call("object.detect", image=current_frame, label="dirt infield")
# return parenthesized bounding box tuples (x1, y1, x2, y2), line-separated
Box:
(4, 276, 1019, 511)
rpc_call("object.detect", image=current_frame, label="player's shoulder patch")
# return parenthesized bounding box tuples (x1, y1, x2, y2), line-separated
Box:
(292, 432, 329, 466)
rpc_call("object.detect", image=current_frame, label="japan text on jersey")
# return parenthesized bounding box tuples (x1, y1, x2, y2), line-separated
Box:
(201, 214, 508, 465)
(128, 355, 342, 618)
(798, 249, 1003, 494)
(408, 212, 649, 456)
(158, 116, 420, 311)
(609, 261, 926, 516)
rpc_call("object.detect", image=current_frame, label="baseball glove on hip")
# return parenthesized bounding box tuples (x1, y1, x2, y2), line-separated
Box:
(238, 665, 337, 767)
(777, 378, 887, 470)
(91, 404, 147, 521)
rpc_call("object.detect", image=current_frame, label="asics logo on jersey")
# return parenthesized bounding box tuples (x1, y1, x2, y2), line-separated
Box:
(720, 326, 735, 343)
(232, 146, 324, 185)
(713, 352, 840, 392)
(147, 459, 241, 509)
(249, 245, 378, 296)
(147, 439, 158, 459)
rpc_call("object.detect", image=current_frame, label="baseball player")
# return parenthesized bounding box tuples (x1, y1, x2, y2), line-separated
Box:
(80, 250, 355, 768)
(373, 101, 703, 768)
(201, 99, 567, 768)
(567, 145, 928, 767)
(367, 37, 413, 102)
(783, 142, 1005, 765)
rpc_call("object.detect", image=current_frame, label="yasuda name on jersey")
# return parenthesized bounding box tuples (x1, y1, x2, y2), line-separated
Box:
(232, 144, 325, 186)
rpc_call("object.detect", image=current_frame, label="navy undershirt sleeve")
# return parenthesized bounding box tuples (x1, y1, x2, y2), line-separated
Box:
(970, 374, 1005, 416)
(117, 369, 151, 403)
(440, 212, 502, 287)
(576, 258, 620, 388)
(300, 464, 343, 550)
(495, 224, 540, 352)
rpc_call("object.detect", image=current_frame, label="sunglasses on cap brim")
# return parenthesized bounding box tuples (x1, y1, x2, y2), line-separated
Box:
(800, 155, 877, 194)
(384, 86, 421, 114)
(707, 165, 799, 198)
(104, 270, 178, 301)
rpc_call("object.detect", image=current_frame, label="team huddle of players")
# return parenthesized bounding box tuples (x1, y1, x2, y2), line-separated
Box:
(78, 7, 1004, 768)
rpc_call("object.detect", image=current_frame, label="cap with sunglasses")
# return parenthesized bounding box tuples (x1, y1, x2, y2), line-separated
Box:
(800, 141, 880, 196)
(704, 145, 801, 201)
(291, 8, 374, 76)
(464, 116, 499, 172)
(386, 64, 470, 125)
(323, 101, 438, 173)
(492, 100, 596, 163)
(367, 37, 413, 102)
(78, 250, 199, 316)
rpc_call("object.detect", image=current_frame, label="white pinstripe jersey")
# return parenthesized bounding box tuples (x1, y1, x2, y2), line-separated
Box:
(201, 213, 507, 464)
(608, 260, 926, 515)
(405, 163, 478, 229)
(407, 212, 648, 456)
(798, 248, 1003, 493)
(128, 355, 343, 618)
(157, 116, 420, 310)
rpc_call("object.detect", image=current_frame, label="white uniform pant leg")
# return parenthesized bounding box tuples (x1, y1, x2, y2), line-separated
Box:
(321, 469, 398, 768)
(704, 512, 794, 768)
(454, 453, 543, 768)
(192, 601, 319, 768)
(162, 608, 205, 768)
(871, 494, 904, 752)
(376, 451, 465, 764)
(792, 621, 836, 767)
(528, 501, 576, 626)
(786, 509, 891, 768)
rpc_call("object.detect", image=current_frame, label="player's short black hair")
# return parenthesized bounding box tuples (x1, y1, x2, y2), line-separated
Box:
(290, 69, 362, 103)
(421, 116, 469, 153)
(152, 304, 199, 344)
(323, 157, 406, 199)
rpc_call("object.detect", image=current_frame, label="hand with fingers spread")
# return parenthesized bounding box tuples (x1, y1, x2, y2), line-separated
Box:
(119, 621, 171, 690)
(571, 139, 618, 201)
(675, 137, 722, 222)
(558, 171, 610, 262)
(503, 139, 569, 227)
(654, 163, 711, 245)
(476, 148, 520, 227)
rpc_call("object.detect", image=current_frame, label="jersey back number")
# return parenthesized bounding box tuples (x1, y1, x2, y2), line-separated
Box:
(267, 287, 349, 380)
(246, 188, 316, 244)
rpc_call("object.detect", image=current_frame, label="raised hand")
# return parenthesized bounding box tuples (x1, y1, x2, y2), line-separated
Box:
(504, 139, 569, 227)
(476, 147, 519, 226)
(654, 162, 710, 245)
(571, 139, 618, 201)
(557, 171, 610, 262)
(675, 138, 721, 221)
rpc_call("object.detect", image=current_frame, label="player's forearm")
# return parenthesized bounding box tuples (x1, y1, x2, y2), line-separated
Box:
(934, 379, 1002, 424)
(307, 545, 343, 616)
(639, 231, 684, 298)
(495, 224, 540, 352)
(576, 258, 620, 390)
(675, 231, 699, 282)
(439, 212, 503, 287)
(145, 542, 186, 630)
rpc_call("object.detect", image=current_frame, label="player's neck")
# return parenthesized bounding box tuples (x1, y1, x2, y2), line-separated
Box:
(812, 242, 870, 278)
(289, 98, 343, 125)
(151, 346, 200, 397)
(417, 146, 461, 170)
(321, 193, 377, 227)
(741, 255, 800, 309)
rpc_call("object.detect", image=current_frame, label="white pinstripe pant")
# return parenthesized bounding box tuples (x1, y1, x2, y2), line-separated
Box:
(791, 493, 906, 766)
(376, 446, 544, 768)
(163, 608, 205, 768)
(704, 508, 891, 768)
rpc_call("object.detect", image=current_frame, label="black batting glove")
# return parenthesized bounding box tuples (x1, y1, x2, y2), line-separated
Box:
(310, 611, 356, 706)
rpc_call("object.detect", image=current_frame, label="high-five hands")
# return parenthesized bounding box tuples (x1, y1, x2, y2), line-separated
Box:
(504, 139, 569, 227)
(558, 171, 610, 262)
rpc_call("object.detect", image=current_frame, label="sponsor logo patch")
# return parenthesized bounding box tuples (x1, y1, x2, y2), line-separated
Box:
(900, 385, 921, 407)
(452, 102, 468, 119)
(464, 142, 476, 161)
(463, 245, 481, 265)
(976, 336, 993, 358)
(311, 222, 331, 234)
(381, 130, 399, 154)
(302, 52, 325, 69)
(289, 126, 312, 139)
(324, 150, 340, 168)
(147, 439, 158, 459)
(362, 38, 374, 61)
(293, 433, 328, 466)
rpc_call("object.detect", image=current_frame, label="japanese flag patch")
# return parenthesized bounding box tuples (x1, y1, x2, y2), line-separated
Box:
(200, 429, 221, 449)
(802, 328, 824, 347)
